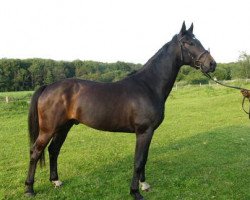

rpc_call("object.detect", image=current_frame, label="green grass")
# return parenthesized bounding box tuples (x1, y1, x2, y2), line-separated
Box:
(0, 85, 250, 200)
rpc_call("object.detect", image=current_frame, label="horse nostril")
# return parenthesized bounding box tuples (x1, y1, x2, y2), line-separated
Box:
(209, 61, 216, 72)
(210, 61, 216, 68)
(214, 62, 217, 69)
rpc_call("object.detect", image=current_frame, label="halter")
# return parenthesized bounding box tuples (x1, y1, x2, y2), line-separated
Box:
(177, 35, 210, 70)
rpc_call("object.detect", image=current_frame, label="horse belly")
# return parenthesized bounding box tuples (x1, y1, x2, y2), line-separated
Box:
(73, 101, 134, 133)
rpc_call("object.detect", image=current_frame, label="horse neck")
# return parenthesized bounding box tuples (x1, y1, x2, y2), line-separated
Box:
(136, 37, 182, 101)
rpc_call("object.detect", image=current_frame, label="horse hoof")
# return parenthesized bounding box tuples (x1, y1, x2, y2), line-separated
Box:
(140, 181, 150, 192)
(133, 195, 144, 200)
(25, 192, 35, 197)
(136, 196, 145, 200)
(52, 180, 63, 188)
(130, 190, 144, 200)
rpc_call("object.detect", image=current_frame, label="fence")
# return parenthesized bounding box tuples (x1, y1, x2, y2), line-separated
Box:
(0, 94, 32, 103)
(173, 79, 250, 91)
(1, 79, 250, 103)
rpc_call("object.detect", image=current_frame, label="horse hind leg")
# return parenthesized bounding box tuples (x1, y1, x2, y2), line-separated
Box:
(25, 131, 53, 196)
(48, 120, 74, 188)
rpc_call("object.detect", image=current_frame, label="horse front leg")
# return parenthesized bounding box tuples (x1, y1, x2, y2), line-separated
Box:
(130, 128, 153, 200)
(139, 166, 151, 192)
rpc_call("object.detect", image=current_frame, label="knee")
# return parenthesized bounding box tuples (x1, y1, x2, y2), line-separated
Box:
(30, 150, 39, 162)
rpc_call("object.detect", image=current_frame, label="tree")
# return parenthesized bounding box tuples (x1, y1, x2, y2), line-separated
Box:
(238, 51, 250, 79)
(213, 63, 231, 80)
(28, 60, 45, 88)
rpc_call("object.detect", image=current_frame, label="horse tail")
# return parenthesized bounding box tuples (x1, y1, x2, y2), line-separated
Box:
(28, 85, 47, 167)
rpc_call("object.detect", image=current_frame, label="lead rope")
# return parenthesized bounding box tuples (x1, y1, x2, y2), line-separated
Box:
(203, 73, 250, 119)
(242, 96, 250, 117)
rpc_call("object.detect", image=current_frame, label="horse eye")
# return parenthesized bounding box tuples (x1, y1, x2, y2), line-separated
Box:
(186, 41, 194, 46)
(190, 41, 195, 46)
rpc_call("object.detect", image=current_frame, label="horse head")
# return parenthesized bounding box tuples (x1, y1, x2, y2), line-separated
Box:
(177, 21, 216, 73)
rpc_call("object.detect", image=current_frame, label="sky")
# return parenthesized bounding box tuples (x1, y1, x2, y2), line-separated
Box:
(0, 0, 250, 64)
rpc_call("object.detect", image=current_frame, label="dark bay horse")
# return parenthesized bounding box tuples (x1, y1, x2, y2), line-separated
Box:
(25, 22, 216, 200)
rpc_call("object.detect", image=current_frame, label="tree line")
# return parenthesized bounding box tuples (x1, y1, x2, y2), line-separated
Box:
(0, 52, 249, 92)
(0, 59, 141, 91)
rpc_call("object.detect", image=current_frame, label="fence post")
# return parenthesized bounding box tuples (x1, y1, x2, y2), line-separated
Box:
(5, 96, 9, 103)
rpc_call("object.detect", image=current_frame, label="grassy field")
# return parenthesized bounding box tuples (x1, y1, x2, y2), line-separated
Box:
(0, 84, 250, 200)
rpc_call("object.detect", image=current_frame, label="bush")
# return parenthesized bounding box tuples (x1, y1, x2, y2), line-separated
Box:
(185, 71, 208, 84)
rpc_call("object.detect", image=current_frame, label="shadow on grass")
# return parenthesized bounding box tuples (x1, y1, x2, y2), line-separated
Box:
(12, 125, 250, 200)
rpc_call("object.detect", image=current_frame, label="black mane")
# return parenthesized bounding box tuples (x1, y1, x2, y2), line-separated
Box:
(126, 36, 176, 78)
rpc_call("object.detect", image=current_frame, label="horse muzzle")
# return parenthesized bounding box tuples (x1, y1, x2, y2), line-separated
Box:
(208, 60, 217, 73)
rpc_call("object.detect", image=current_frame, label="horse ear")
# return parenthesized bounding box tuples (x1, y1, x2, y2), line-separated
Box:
(188, 23, 194, 34)
(179, 21, 186, 35)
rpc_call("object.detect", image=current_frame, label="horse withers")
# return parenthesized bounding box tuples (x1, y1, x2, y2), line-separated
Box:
(25, 22, 216, 200)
